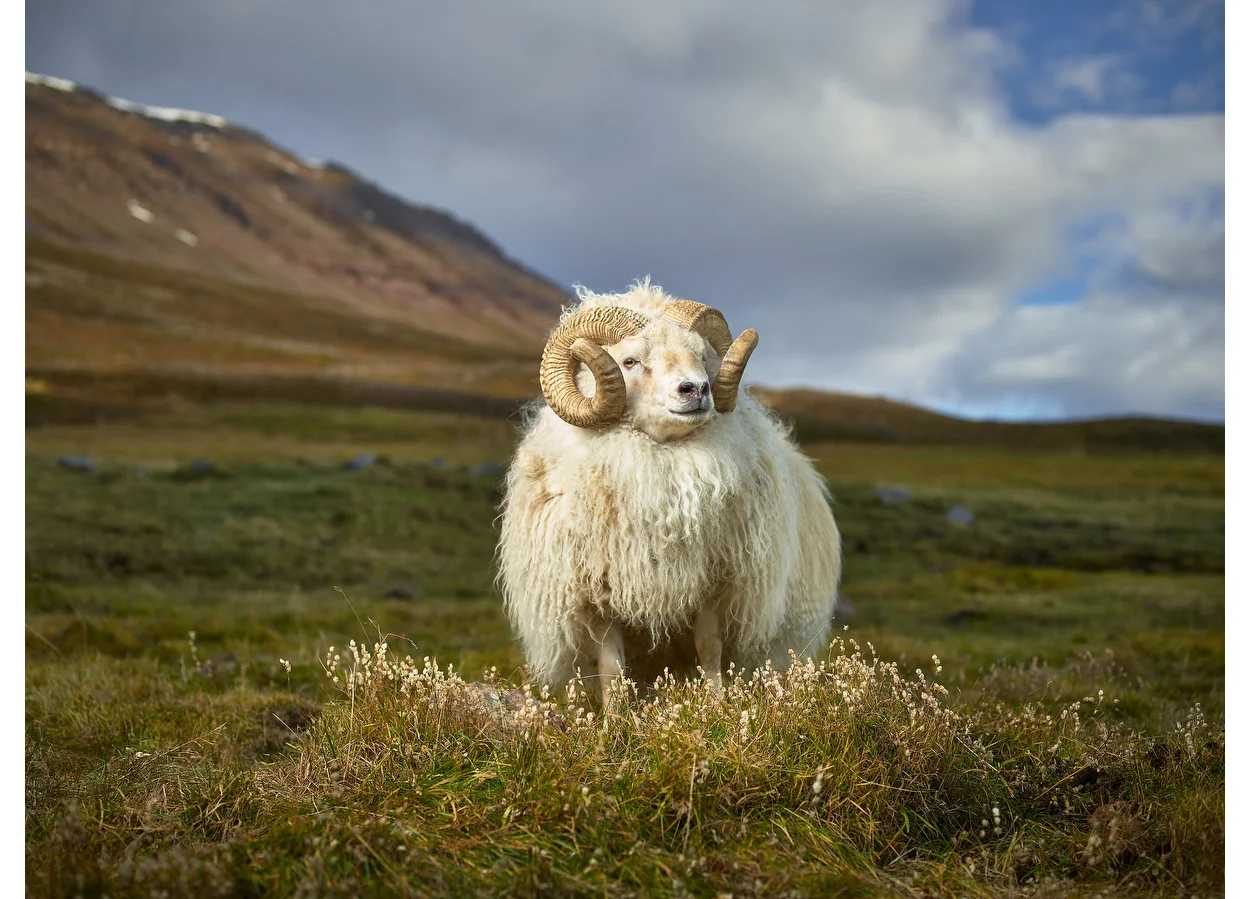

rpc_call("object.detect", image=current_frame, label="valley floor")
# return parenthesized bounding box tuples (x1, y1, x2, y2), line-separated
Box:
(25, 405, 1225, 897)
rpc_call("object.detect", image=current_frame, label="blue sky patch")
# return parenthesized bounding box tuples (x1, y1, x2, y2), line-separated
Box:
(969, 0, 1224, 124)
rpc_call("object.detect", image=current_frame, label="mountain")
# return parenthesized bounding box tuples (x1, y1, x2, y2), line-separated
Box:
(25, 71, 568, 401)
(25, 73, 1222, 454)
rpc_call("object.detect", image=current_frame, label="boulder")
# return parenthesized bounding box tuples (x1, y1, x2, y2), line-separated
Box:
(946, 505, 975, 527)
(876, 487, 912, 505)
(57, 455, 96, 473)
(343, 453, 374, 471)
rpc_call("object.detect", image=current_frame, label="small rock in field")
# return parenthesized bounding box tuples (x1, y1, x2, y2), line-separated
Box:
(469, 461, 505, 476)
(877, 487, 912, 505)
(133, 466, 149, 478)
(170, 458, 227, 481)
(427, 457, 446, 470)
(943, 606, 988, 625)
(384, 585, 425, 601)
(343, 453, 374, 471)
(946, 505, 975, 527)
(58, 455, 96, 473)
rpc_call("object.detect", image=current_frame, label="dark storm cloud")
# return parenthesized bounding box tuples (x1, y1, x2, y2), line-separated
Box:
(26, 0, 1224, 420)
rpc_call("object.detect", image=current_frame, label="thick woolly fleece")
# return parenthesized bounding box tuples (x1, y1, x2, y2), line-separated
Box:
(496, 283, 842, 689)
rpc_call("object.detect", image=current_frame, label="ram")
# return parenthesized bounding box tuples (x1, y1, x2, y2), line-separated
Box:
(497, 280, 841, 694)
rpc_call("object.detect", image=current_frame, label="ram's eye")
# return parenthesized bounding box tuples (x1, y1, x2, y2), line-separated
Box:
(622, 357, 639, 368)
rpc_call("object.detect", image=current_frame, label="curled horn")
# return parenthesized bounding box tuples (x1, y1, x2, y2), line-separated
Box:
(660, 300, 759, 413)
(539, 306, 649, 429)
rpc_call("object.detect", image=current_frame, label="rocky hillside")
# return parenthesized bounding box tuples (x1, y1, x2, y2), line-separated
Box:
(25, 72, 569, 399)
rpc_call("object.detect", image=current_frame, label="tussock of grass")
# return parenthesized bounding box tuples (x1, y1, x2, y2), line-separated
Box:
(29, 636, 1222, 897)
(284, 637, 1220, 896)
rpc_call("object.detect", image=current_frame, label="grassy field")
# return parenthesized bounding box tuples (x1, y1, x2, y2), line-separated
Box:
(25, 403, 1224, 897)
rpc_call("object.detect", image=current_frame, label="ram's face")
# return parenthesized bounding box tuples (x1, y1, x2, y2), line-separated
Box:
(600, 320, 720, 442)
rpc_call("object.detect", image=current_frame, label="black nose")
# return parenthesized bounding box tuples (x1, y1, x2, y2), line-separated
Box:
(678, 380, 709, 397)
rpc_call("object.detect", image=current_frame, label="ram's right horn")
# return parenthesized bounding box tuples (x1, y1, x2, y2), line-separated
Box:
(538, 306, 649, 429)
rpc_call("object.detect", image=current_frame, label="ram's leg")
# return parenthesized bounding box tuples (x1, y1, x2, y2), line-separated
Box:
(694, 607, 723, 690)
(580, 605, 628, 708)
(597, 619, 626, 691)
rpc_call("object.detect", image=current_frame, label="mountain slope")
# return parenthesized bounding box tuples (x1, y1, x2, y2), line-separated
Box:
(25, 72, 568, 397)
(25, 73, 1222, 454)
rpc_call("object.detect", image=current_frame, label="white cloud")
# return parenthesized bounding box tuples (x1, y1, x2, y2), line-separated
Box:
(25, 0, 1224, 420)
(1042, 56, 1127, 104)
(928, 195, 1224, 420)
(987, 345, 1082, 383)
(937, 288, 1223, 420)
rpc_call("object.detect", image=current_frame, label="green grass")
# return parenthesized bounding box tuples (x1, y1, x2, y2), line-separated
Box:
(26, 402, 520, 465)
(25, 405, 1224, 897)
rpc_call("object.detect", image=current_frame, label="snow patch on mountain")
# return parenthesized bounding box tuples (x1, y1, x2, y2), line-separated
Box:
(106, 96, 228, 129)
(25, 71, 76, 92)
(27, 69, 229, 129)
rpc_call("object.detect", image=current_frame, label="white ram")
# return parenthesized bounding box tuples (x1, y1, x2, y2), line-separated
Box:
(496, 280, 842, 693)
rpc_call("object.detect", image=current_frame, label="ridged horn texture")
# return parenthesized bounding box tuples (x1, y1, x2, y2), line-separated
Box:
(539, 306, 649, 429)
(659, 300, 759, 413)
(711, 327, 759, 413)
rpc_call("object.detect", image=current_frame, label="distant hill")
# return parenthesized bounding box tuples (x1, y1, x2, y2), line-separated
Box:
(752, 388, 1223, 455)
(24, 73, 1222, 454)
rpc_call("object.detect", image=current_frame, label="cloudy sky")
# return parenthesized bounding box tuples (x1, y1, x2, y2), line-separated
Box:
(26, 0, 1225, 421)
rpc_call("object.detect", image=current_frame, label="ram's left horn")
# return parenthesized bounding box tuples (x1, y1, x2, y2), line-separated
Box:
(660, 300, 757, 413)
